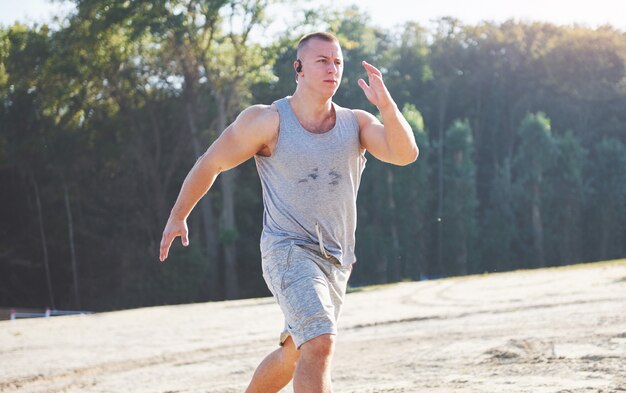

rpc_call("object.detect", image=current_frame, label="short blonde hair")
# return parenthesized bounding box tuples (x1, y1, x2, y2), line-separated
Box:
(297, 32, 340, 55)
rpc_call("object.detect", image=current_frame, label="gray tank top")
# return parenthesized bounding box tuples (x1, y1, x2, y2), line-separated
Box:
(254, 96, 367, 266)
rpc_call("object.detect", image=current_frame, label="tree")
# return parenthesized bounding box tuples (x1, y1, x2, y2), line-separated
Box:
(385, 22, 431, 110)
(541, 26, 626, 143)
(545, 131, 586, 265)
(512, 112, 555, 268)
(480, 159, 516, 272)
(0, 24, 58, 308)
(585, 138, 626, 261)
(441, 119, 477, 275)
(4, 13, 626, 310)
(393, 104, 430, 280)
(67, 0, 275, 300)
(428, 17, 468, 276)
(160, 0, 273, 299)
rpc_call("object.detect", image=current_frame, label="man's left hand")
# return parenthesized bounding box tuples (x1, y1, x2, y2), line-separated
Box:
(358, 61, 394, 110)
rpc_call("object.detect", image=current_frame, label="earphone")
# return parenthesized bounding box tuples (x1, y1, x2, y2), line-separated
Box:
(295, 59, 302, 73)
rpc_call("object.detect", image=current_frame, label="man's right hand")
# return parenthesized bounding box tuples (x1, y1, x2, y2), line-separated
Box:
(159, 218, 189, 262)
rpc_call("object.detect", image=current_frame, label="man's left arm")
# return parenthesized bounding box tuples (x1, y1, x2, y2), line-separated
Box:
(355, 61, 419, 166)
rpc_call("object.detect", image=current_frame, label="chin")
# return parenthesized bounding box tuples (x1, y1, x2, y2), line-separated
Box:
(316, 89, 336, 99)
(325, 85, 339, 95)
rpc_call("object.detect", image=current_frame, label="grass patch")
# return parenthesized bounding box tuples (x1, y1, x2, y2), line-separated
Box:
(347, 282, 408, 294)
(345, 258, 626, 294)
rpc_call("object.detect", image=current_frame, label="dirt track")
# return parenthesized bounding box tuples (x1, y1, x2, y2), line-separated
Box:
(1, 260, 625, 393)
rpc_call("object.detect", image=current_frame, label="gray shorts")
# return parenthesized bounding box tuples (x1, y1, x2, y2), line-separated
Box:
(261, 243, 352, 349)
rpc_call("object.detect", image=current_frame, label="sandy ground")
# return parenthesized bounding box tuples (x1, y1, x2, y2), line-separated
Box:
(1, 260, 625, 393)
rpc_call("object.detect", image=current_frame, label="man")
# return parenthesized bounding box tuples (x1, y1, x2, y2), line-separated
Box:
(159, 32, 418, 392)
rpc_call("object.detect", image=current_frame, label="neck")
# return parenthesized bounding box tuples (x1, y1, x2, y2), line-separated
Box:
(289, 89, 336, 134)
(290, 89, 333, 119)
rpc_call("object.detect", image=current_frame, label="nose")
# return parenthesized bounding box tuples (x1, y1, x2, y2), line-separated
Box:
(328, 62, 338, 73)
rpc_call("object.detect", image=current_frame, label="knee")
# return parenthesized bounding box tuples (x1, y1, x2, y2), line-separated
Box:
(300, 334, 335, 360)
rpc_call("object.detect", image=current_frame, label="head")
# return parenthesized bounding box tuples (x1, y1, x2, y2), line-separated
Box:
(294, 32, 343, 96)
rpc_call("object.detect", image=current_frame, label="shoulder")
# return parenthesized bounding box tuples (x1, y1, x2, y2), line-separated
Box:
(236, 104, 279, 130)
(230, 104, 279, 141)
(228, 104, 279, 156)
(351, 109, 382, 129)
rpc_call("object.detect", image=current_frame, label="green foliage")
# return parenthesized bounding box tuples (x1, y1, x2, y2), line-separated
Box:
(386, 22, 432, 108)
(512, 112, 556, 268)
(402, 103, 424, 132)
(480, 160, 516, 272)
(544, 131, 587, 265)
(2, 9, 626, 310)
(219, 228, 239, 244)
(584, 138, 626, 260)
(395, 104, 430, 279)
(516, 112, 555, 181)
(331, 6, 386, 110)
(441, 119, 477, 275)
(119, 240, 210, 308)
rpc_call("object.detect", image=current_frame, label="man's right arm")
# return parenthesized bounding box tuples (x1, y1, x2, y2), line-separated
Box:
(159, 105, 277, 262)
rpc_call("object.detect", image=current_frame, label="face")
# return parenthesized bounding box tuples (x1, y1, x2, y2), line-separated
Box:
(295, 38, 343, 96)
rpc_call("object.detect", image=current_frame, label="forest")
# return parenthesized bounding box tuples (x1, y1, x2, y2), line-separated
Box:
(1, 0, 625, 311)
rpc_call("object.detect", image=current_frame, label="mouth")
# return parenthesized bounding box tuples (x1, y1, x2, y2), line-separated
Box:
(324, 80, 338, 85)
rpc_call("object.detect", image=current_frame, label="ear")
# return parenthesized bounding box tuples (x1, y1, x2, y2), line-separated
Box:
(294, 59, 303, 74)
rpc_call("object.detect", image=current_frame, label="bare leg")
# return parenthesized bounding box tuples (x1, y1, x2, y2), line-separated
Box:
(293, 334, 335, 393)
(245, 336, 300, 393)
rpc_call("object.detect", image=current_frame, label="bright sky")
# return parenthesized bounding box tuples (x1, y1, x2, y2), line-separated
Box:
(0, 0, 74, 27)
(330, 0, 626, 30)
(2, 0, 625, 31)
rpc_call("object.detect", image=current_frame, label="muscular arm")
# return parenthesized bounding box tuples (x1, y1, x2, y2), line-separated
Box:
(159, 105, 277, 261)
(356, 61, 419, 166)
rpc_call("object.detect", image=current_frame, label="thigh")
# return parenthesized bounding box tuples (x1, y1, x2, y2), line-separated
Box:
(261, 245, 294, 300)
(279, 246, 332, 325)
(262, 244, 338, 347)
(324, 261, 352, 321)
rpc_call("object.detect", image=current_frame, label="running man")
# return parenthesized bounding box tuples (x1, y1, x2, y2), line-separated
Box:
(159, 32, 418, 392)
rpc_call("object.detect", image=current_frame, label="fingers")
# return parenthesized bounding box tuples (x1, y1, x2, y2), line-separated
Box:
(361, 61, 382, 77)
(358, 78, 374, 102)
(159, 232, 175, 262)
(360, 60, 392, 109)
(357, 78, 369, 91)
(159, 220, 189, 262)
(361, 61, 384, 90)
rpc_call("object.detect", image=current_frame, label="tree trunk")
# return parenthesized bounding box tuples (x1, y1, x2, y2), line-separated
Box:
(456, 214, 468, 275)
(186, 102, 220, 299)
(436, 82, 449, 276)
(559, 199, 579, 265)
(216, 99, 239, 299)
(531, 181, 545, 267)
(31, 175, 55, 309)
(386, 168, 401, 281)
(221, 170, 239, 298)
(598, 209, 610, 261)
(62, 176, 80, 309)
